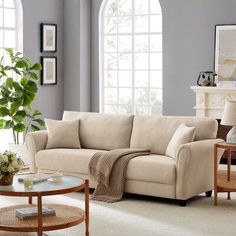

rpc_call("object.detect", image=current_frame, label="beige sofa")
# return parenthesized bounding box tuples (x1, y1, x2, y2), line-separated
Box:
(26, 111, 223, 206)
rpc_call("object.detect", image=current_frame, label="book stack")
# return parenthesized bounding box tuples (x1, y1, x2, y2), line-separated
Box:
(16, 206, 56, 220)
(18, 175, 51, 184)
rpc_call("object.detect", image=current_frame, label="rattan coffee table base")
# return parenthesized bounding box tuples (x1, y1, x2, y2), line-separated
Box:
(0, 204, 85, 232)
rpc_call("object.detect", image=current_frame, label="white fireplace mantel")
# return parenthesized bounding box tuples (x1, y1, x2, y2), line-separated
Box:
(191, 86, 236, 119)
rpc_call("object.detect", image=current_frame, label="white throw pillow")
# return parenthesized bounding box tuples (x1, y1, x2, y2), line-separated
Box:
(45, 119, 81, 149)
(165, 123, 195, 158)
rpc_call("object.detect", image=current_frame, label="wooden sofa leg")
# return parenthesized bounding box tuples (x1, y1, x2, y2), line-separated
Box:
(205, 190, 212, 197)
(179, 200, 187, 207)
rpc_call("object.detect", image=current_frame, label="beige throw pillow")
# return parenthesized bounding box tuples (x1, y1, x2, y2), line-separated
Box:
(45, 119, 81, 149)
(165, 123, 195, 158)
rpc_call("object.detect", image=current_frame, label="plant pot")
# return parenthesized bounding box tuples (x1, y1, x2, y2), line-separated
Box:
(8, 143, 29, 167)
(0, 174, 14, 186)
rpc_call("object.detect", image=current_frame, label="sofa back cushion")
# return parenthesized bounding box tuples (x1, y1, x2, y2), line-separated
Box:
(45, 119, 81, 149)
(130, 116, 218, 155)
(63, 111, 133, 150)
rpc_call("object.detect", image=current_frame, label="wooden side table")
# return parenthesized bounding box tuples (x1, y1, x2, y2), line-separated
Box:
(214, 142, 236, 206)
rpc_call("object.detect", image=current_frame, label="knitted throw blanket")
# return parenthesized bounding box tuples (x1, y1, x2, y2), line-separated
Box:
(89, 148, 150, 203)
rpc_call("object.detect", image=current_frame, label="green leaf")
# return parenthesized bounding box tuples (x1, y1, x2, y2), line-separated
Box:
(33, 119, 45, 127)
(4, 120, 14, 129)
(13, 115, 24, 123)
(15, 59, 27, 69)
(28, 71, 39, 81)
(6, 77, 13, 89)
(23, 91, 35, 107)
(5, 48, 13, 55)
(13, 82, 22, 91)
(0, 119, 6, 129)
(20, 77, 28, 87)
(4, 66, 12, 70)
(30, 63, 42, 71)
(0, 69, 7, 76)
(33, 110, 42, 116)
(0, 107, 10, 117)
(15, 110, 26, 118)
(15, 52, 22, 57)
(0, 98, 7, 105)
(13, 123, 25, 132)
(10, 102, 20, 115)
(0, 85, 11, 96)
(25, 59, 32, 70)
(26, 80, 37, 93)
(13, 68, 21, 75)
(31, 124, 40, 131)
(12, 91, 23, 99)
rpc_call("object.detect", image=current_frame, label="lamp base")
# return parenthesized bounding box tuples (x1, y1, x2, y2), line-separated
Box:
(226, 126, 236, 144)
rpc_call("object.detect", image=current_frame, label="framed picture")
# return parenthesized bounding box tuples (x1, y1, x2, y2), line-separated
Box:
(215, 24, 236, 85)
(41, 57, 57, 85)
(41, 23, 57, 52)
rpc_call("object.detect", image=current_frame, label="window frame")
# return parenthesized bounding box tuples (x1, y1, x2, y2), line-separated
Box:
(99, 0, 163, 115)
(0, 0, 23, 151)
(0, 0, 23, 57)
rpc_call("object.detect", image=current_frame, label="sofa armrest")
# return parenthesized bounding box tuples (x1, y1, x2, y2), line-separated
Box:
(175, 138, 224, 200)
(25, 131, 48, 173)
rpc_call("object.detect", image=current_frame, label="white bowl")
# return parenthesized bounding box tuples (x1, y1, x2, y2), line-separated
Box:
(48, 173, 63, 183)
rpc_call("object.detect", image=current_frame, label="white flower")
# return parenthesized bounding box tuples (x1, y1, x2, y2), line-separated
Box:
(0, 151, 23, 174)
(11, 161, 18, 168)
(7, 166, 14, 173)
(1, 155, 8, 162)
(4, 151, 14, 156)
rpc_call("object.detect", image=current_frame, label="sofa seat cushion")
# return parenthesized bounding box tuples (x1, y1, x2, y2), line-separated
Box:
(35, 149, 106, 174)
(126, 155, 176, 185)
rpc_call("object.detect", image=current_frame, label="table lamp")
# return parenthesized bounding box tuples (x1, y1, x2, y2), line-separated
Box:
(221, 100, 236, 144)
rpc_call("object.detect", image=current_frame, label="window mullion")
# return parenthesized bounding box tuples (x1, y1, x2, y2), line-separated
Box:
(148, 0, 151, 115)
(131, 0, 135, 114)
(116, 0, 119, 114)
(101, 2, 105, 113)
(2, 0, 4, 65)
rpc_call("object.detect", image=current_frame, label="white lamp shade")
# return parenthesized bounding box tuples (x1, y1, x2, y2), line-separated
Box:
(221, 100, 236, 126)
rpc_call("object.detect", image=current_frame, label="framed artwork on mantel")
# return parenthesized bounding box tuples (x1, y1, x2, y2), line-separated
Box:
(41, 57, 57, 85)
(41, 23, 57, 52)
(215, 24, 236, 87)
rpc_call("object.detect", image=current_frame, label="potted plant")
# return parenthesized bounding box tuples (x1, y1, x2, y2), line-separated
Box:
(0, 151, 24, 186)
(0, 48, 45, 165)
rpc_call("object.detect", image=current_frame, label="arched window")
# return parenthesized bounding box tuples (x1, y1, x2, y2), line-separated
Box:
(0, 0, 23, 61)
(0, 0, 23, 151)
(99, 0, 162, 115)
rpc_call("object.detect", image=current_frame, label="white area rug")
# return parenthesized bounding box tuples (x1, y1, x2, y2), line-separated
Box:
(0, 192, 235, 236)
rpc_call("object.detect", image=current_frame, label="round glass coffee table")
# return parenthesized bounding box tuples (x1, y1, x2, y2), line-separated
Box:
(0, 175, 89, 236)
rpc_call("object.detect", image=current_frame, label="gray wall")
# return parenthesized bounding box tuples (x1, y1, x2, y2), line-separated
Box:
(90, 0, 236, 115)
(64, 0, 91, 112)
(22, 0, 64, 119)
(21, 0, 236, 116)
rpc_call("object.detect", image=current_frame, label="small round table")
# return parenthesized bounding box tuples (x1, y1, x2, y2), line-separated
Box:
(0, 175, 89, 236)
(214, 142, 236, 206)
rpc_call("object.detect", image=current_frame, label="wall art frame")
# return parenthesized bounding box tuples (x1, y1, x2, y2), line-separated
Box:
(215, 24, 236, 87)
(41, 23, 57, 52)
(41, 56, 57, 85)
